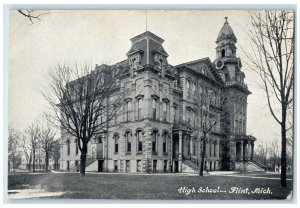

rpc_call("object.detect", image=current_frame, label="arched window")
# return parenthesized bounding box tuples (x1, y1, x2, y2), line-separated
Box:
(173, 106, 177, 123)
(137, 130, 143, 152)
(152, 130, 158, 152)
(221, 49, 225, 57)
(67, 140, 70, 155)
(152, 99, 157, 120)
(186, 79, 191, 97)
(125, 131, 131, 153)
(163, 102, 167, 121)
(137, 98, 143, 120)
(75, 139, 78, 155)
(114, 134, 119, 153)
(192, 139, 196, 155)
(193, 83, 196, 98)
(162, 132, 168, 153)
(125, 101, 131, 121)
(186, 79, 190, 91)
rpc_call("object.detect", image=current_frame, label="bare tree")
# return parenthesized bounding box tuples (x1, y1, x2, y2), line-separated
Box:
(25, 123, 40, 172)
(17, 10, 49, 23)
(8, 127, 20, 172)
(19, 134, 33, 171)
(51, 140, 61, 170)
(254, 143, 269, 168)
(37, 124, 58, 172)
(270, 140, 280, 172)
(244, 10, 294, 187)
(44, 64, 127, 176)
(187, 89, 234, 176)
(197, 94, 232, 176)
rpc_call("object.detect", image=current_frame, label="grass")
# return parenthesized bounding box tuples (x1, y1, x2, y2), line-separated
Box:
(8, 172, 293, 200)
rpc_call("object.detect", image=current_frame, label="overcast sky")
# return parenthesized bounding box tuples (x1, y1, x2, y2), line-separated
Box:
(9, 10, 281, 146)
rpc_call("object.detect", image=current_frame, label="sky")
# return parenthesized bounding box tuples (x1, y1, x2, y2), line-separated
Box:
(8, 10, 281, 146)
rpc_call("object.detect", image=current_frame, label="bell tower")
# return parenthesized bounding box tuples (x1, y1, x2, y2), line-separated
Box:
(214, 17, 243, 83)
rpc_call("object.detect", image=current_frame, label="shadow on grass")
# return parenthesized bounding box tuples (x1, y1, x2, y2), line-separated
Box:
(8, 172, 293, 200)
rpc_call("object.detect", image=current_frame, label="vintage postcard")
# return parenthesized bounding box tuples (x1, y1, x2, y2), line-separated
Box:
(7, 9, 294, 200)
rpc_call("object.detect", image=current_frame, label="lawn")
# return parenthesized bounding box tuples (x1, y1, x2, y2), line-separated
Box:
(7, 172, 293, 200)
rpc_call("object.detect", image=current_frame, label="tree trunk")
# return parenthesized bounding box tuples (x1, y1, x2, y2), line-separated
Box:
(33, 150, 36, 172)
(80, 144, 87, 176)
(45, 152, 49, 172)
(281, 105, 287, 187)
(199, 133, 207, 176)
(12, 154, 15, 172)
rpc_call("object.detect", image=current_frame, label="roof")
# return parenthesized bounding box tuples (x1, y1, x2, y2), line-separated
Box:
(217, 17, 237, 42)
(130, 31, 164, 44)
(175, 57, 225, 85)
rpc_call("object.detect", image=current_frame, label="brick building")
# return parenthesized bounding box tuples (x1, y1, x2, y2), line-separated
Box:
(60, 18, 263, 173)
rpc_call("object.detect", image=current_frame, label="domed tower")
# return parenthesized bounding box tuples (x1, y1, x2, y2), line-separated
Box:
(214, 17, 244, 84)
(214, 18, 257, 171)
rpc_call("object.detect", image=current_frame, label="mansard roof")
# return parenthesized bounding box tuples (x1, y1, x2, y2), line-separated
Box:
(130, 31, 164, 44)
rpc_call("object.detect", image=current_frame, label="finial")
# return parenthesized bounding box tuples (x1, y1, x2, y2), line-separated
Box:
(146, 10, 148, 31)
(225, 17, 228, 23)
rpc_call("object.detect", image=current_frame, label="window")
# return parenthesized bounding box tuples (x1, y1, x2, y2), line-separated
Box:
(210, 143, 212, 157)
(67, 140, 70, 155)
(126, 160, 130, 172)
(152, 130, 158, 152)
(126, 132, 131, 153)
(221, 49, 225, 57)
(164, 160, 168, 172)
(193, 140, 196, 156)
(153, 160, 157, 172)
(173, 106, 177, 123)
(163, 133, 168, 153)
(137, 130, 143, 152)
(137, 160, 142, 172)
(187, 79, 191, 97)
(98, 136, 103, 143)
(187, 108, 191, 123)
(214, 142, 217, 157)
(75, 139, 78, 155)
(114, 134, 119, 153)
(152, 99, 157, 120)
(137, 98, 143, 120)
(125, 101, 131, 121)
(193, 83, 196, 98)
(114, 160, 118, 171)
(100, 108, 104, 124)
(163, 102, 167, 121)
(67, 161, 70, 171)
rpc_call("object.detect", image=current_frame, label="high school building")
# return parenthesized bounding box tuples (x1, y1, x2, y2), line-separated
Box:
(60, 18, 264, 173)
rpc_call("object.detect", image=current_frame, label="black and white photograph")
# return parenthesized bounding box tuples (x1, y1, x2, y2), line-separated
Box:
(6, 9, 294, 201)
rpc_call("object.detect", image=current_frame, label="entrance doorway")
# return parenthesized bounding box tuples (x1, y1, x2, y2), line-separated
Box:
(98, 160, 104, 172)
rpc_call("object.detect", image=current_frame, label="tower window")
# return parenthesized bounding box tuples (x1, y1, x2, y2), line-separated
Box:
(221, 49, 225, 57)
(152, 99, 157, 120)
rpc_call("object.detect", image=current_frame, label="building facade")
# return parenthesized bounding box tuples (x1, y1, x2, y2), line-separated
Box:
(60, 18, 263, 173)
